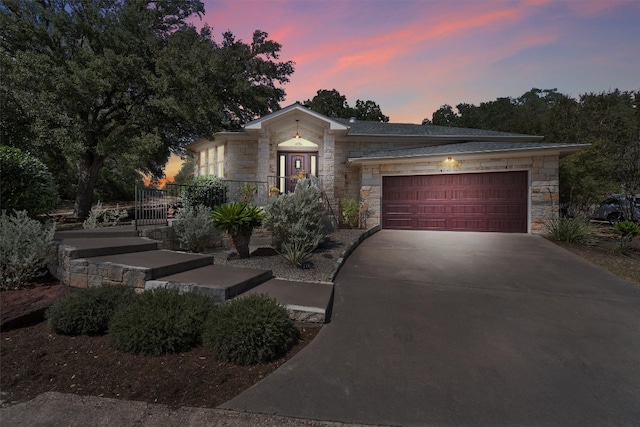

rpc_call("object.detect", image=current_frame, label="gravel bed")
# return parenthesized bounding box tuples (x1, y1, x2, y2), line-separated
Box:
(208, 228, 371, 283)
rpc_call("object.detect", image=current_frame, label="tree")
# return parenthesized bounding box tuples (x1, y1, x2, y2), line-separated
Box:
(304, 89, 352, 118)
(422, 88, 640, 210)
(173, 155, 196, 185)
(303, 89, 389, 122)
(353, 99, 389, 122)
(1, 1, 294, 219)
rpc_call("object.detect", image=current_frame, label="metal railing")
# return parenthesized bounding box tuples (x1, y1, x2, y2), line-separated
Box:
(134, 185, 168, 229)
(134, 180, 269, 229)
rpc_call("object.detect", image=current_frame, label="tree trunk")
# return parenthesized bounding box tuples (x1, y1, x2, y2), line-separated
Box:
(231, 233, 252, 259)
(74, 151, 105, 220)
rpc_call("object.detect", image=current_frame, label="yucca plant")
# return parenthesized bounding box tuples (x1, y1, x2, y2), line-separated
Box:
(211, 202, 264, 258)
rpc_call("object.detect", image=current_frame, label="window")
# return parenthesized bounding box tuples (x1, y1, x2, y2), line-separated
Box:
(199, 150, 206, 176)
(217, 145, 225, 178)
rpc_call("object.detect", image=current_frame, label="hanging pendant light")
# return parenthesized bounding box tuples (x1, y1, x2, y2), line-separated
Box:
(294, 119, 301, 144)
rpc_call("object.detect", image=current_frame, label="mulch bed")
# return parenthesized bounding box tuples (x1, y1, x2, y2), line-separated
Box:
(0, 277, 320, 409)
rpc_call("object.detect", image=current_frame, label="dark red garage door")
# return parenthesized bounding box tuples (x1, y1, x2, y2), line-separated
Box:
(382, 171, 528, 233)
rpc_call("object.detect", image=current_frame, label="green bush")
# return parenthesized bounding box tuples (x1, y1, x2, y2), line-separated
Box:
(613, 220, 640, 238)
(340, 198, 360, 228)
(280, 241, 314, 268)
(109, 288, 215, 356)
(0, 210, 55, 290)
(181, 175, 228, 210)
(263, 179, 327, 252)
(173, 204, 218, 252)
(613, 220, 640, 255)
(0, 146, 58, 217)
(544, 216, 596, 245)
(202, 294, 298, 365)
(46, 286, 134, 336)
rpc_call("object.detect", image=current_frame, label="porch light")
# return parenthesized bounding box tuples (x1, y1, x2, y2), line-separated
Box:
(294, 119, 301, 142)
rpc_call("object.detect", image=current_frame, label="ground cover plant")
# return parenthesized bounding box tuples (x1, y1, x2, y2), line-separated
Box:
(0, 210, 56, 290)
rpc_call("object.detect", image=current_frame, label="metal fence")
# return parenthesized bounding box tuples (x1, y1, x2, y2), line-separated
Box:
(134, 186, 168, 229)
(134, 180, 269, 229)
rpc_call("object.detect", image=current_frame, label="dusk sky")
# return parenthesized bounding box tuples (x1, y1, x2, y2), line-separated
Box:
(166, 0, 639, 177)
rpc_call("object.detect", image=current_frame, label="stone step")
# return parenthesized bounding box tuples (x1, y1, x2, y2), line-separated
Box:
(84, 250, 214, 281)
(56, 237, 160, 259)
(244, 279, 334, 324)
(146, 265, 273, 302)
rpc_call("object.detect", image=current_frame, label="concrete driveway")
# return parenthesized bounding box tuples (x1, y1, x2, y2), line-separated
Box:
(222, 230, 640, 426)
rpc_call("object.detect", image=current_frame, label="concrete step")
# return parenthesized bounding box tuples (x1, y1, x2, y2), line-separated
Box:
(56, 237, 160, 259)
(85, 250, 214, 280)
(146, 265, 273, 302)
(54, 226, 140, 239)
(244, 279, 334, 324)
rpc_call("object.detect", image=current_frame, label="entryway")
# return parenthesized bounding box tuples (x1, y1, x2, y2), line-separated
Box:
(277, 151, 318, 193)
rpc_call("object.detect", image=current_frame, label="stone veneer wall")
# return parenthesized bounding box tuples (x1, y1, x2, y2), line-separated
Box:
(355, 154, 559, 234)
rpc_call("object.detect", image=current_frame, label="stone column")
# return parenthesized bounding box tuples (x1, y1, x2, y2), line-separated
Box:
(257, 128, 271, 183)
(323, 127, 335, 205)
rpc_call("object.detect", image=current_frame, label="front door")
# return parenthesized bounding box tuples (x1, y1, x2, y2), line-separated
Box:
(278, 151, 318, 193)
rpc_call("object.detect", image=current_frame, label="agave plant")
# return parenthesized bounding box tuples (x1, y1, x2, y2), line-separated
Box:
(211, 202, 264, 258)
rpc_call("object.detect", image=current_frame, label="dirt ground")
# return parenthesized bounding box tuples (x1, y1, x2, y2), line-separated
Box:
(0, 276, 320, 409)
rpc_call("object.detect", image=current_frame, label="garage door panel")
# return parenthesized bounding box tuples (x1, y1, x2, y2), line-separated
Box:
(382, 171, 528, 233)
(416, 204, 447, 214)
(383, 218, 413, 229)
(384, 204, 413, 215)
(450, 204, 486, 214)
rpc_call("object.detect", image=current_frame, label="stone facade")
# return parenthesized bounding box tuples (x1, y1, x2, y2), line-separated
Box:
(187, 105, 573, 234)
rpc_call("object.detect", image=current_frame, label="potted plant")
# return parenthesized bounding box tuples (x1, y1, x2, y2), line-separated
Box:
(211, 202, 264, 258)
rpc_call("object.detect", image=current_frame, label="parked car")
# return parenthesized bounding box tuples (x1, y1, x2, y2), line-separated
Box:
(591, 195, 640, 224)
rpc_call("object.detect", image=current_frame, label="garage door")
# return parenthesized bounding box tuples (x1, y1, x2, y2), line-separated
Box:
(382, 171, 528, 232)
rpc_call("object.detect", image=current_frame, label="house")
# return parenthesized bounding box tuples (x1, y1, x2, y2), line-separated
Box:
(186, 103, 586, 234)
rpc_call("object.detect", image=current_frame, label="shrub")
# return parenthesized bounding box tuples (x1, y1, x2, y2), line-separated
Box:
(544, 216, 596, 245)
(613, 220, 640, 255)
(211, 202, 264, 258)
(0, 210, 55, 290)
(202, 294, 298, 365)
(263, 179, 327, 252)
(181, 175, 228, 210)
(173, 204, 218, 252)
(613, 220, 640, 238)
(46, 286, 134, 336)
(109, 288, 215, 356)
(82, 201, 129, 229)
(239, 183, 258, 204)
(0, 146, 58, 217)
(280, 241, 314, 268)
(340, 198, 360, 228)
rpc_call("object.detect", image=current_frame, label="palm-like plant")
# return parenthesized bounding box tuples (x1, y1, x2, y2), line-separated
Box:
(211, 203, 264, 258)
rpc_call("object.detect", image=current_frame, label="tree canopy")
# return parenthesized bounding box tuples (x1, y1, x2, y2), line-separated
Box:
(1, 0, 294, 218)
(422, 88, 640, 209)
(303, 89, 389, 122)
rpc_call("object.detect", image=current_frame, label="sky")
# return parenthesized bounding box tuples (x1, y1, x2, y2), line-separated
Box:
(165, 0, 639, 178)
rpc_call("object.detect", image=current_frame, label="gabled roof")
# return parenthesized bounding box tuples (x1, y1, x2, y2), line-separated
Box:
(243, 103, 349, 132)
(333, 118, 539, 139)
(349, 141, 589, 163)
